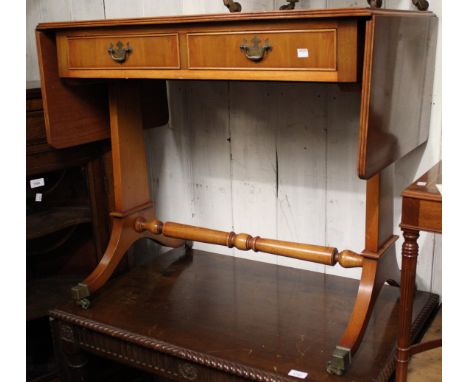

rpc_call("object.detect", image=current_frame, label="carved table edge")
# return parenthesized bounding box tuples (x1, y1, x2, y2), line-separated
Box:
(49, 309, 293, 382)
(376, 293, 439, 382)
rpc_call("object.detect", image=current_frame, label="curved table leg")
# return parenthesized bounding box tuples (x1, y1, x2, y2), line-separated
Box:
(327, 240, 401, 375)
(71, 207, 186, 308)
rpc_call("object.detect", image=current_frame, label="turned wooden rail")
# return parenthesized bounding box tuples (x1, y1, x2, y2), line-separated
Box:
(134, 218, 363, 268)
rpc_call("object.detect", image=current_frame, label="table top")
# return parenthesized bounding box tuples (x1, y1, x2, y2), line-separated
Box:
(36, 8, 433, 30)
(51, 247, 438, 381)
(402, 161, 442, 203)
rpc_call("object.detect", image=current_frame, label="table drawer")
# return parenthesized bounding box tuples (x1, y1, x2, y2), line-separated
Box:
(57, 31, 180, 72)
(186, 20, 357, 80)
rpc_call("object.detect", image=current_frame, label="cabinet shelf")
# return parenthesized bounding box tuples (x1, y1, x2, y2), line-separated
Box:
(27, 206, 91, 240)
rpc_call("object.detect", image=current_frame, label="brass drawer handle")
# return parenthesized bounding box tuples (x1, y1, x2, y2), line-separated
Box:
(108, 41, 132, 63)
(240, 36, 272, 62)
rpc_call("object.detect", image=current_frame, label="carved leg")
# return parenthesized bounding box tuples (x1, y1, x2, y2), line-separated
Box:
(71, 81, 186, 306)
(327, 239, 401, 375)
(395, 229, 420, 382)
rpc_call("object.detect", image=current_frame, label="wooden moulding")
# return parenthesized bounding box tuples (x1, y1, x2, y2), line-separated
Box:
(135, 218, 364, 268)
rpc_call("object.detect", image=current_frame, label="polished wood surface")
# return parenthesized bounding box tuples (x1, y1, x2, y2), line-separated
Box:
(51, 248, 439, 382)
(396, 162, 442, 382)
(358, 14, 438, 179)
(26, 86, 105, 175)
(401, 162, 442, 233)
(64, 33, 180, 70)
(55, 19, 357, 83)
(36, 31, 110, 149)
(187, 29, 337, 70)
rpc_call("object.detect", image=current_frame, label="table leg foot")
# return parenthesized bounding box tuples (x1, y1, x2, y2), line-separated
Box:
(326, 346, 351, 376)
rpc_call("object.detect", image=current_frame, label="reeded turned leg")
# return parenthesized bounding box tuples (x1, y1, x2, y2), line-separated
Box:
(395, 229, 420, 382)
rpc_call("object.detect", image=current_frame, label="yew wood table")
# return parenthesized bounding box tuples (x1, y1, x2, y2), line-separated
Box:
(50, 247, 438, 382)
(396, 162, 442, 382)
(36, 7, 438, 376)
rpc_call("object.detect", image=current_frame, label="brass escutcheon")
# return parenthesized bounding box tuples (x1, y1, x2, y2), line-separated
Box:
(108, 41, 132, 63)
(240, 36, 272, 62)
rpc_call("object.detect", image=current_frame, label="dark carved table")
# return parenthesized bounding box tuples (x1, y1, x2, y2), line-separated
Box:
(50, 247, 438, 381)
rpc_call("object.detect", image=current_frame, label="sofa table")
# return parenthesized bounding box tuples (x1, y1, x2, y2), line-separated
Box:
(396, 162, 442, 382)
(36, 7, 438, 375)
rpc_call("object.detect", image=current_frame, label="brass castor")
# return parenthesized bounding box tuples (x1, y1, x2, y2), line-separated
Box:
(77, 298, 91, 310)
(326, 346, 351, 376)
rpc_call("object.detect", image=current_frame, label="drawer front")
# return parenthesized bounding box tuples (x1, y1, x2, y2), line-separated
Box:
(60, 32, 180, 70)
(55, 20, 357, 82)
(187, 29, 336, 71)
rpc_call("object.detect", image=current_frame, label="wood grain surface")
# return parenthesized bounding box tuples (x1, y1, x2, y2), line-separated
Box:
(51, 247, 439, 382)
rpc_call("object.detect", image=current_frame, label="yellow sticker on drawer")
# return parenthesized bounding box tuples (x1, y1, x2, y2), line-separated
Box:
(288, 369, 308, 379)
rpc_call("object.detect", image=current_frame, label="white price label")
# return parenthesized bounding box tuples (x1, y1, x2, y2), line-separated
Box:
(416, 181, 427, 187)
(30, 178, 45, 189)
(288, 369, 308, 379)
(35, 193, 43, 202)
(297, 48, 309, 58)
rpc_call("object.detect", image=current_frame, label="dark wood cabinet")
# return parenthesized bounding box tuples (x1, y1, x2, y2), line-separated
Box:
(26, 85, 112, 381)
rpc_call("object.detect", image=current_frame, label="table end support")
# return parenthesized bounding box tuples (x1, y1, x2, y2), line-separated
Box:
(327, 236, 400, 375)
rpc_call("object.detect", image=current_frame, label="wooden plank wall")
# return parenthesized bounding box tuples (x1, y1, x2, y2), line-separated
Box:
(26, 0, 442, 297)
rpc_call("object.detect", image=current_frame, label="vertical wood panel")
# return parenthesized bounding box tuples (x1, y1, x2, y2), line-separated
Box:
(431, 234, 442, 296)
(276, 83, 327, 273)
(103, 0, 144, 18)
(27, 0, 43, 83)
(70, 0, 104, 20)
(181, 0, 226, 14)
(184, 81, 233, 255)
(230, 82, 278, 264)
(325, 85, 365, 279)
(146, 83, 194, 227)
(39, 0, 72, 22)
(142, 0, 183, 16)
